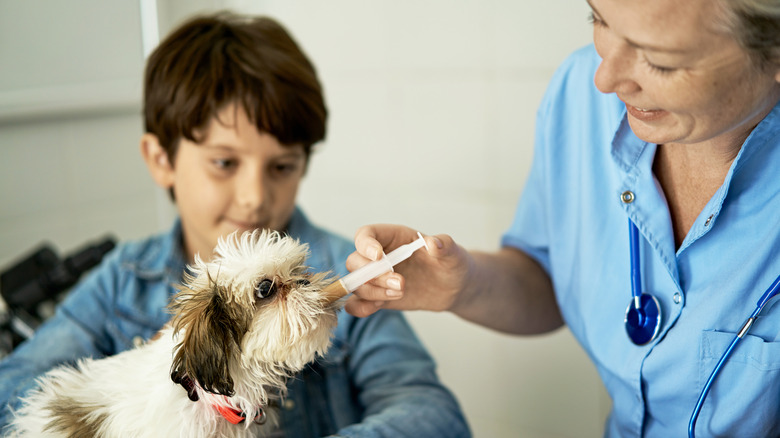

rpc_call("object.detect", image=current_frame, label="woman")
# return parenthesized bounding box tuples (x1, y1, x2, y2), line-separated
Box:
(344, 0, 780, 436)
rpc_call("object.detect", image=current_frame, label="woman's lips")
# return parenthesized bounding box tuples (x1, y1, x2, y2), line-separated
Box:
(625, 103, 667, 122)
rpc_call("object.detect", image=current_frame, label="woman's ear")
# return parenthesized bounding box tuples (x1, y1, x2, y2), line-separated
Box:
(140, 133, 175, 189)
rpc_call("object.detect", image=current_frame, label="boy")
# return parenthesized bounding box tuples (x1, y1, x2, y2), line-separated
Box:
(0, 12, 470, 437)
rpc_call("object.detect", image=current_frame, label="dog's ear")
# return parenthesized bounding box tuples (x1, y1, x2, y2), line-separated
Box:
(170, 283, 251, 396)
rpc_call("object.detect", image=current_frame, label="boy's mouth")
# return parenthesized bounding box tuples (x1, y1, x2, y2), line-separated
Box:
(224, 218, 267, 231)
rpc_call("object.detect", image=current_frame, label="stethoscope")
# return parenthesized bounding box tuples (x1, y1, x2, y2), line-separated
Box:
(623, 218, 780, 438)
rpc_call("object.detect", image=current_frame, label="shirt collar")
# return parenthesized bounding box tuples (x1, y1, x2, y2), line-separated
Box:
(125, 219, 186, 283)
(610, 110, 652, 178)
(286, 206, 312, 242)
(730, 100, 780, 175)
(610, 99, 780, 265)
(609, 99, 780, 176)
(127, 209, 313, 282)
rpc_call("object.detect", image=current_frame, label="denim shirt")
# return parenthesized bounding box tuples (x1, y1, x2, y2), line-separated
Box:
(0, 207, 470, 438)
(504, 44, 780, 437)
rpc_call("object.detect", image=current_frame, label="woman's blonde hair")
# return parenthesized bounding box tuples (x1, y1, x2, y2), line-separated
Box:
(720, 0, 780, 70)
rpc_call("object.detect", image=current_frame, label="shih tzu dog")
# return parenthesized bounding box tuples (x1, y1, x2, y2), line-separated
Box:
(5, 230, 342, 438)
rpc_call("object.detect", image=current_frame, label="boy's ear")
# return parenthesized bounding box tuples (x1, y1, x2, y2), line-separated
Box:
(140, 133, 175, 189)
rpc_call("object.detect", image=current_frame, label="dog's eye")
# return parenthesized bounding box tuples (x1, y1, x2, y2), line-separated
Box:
(256, 279, 276, 299)
(297, 279, 311, 287)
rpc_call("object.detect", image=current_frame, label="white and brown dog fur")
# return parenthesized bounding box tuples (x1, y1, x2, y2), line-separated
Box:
(5, 230, 341, 438)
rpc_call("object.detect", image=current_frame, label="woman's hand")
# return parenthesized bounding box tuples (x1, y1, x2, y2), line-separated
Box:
(343, 224, 472, 318)
(343, 223, 563, 335)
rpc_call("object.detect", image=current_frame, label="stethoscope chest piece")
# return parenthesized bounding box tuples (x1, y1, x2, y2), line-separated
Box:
(625, 219, 662, 346)
(625, 293, 661, 345)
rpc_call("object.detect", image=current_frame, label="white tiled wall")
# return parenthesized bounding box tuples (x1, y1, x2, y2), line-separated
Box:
(0, 1, 610, 436)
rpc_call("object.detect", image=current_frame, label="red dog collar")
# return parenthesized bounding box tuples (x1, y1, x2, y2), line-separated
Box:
(214, 403, 266, 425)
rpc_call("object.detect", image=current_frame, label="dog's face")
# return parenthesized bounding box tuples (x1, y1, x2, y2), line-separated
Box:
(169, 230, 339, 398)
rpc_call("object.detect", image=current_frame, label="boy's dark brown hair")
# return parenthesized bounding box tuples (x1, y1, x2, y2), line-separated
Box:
(143, 12, 327, 164)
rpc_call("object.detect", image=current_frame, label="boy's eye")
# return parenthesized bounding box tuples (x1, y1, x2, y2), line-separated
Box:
(272, 162, 299, 176)
(212, 158, 237, 170)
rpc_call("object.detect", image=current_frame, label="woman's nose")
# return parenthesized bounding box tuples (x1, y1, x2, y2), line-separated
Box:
(593, 33, 641, 96)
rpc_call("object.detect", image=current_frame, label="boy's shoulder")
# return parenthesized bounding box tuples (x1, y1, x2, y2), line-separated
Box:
(106, 221, 183, 280)
(288, 208, 353, 273)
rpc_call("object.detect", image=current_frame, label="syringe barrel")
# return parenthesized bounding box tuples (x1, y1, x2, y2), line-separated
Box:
(340, 255, 393, 292)
(337, 233, 427, 294)
(385, 238, 425, 265)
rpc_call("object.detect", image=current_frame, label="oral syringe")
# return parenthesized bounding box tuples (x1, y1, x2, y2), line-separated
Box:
(323, 232, 428, 302)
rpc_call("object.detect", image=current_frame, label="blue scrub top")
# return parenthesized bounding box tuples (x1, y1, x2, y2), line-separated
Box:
(503, 44, 780, 437)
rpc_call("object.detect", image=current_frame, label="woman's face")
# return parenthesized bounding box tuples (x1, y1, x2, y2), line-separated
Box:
(589, 0, 780, 148)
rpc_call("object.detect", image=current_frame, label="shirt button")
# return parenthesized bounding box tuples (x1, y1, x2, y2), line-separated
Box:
(132, 336, 145, 348)
(621, 191, 635, 204)
(673, 293, 682, 304)
(283, 399, 295, 410)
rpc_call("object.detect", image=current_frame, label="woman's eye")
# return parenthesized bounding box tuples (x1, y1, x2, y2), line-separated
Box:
(256, 279, 276, 299)
(644, 58, 676, 75)
(587, 11, 606, 28)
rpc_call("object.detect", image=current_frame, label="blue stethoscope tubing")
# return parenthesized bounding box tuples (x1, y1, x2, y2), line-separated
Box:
(688, 273, 780, 438)
(624, 219, 780, 437)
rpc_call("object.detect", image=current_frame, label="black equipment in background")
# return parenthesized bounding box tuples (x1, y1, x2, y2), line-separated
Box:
(0, 236, 116, 357)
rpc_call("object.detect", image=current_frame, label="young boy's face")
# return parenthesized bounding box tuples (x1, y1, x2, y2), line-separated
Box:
(143, 105, 307, 262)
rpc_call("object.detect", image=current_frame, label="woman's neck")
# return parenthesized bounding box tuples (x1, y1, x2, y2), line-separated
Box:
(652, 140, 741, 249)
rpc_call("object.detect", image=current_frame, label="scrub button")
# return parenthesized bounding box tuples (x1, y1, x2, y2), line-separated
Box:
(673, 293, 682, 304)
(132, 336, 145, 348)
(283, 399, 295, 410)
(621, 191, 635, 204)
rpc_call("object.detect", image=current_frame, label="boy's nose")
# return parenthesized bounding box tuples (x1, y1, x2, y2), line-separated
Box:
(236, 172, 267, 210)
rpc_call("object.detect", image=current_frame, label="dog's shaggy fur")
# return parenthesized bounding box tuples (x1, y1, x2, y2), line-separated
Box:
(5, 230, 340, 438)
